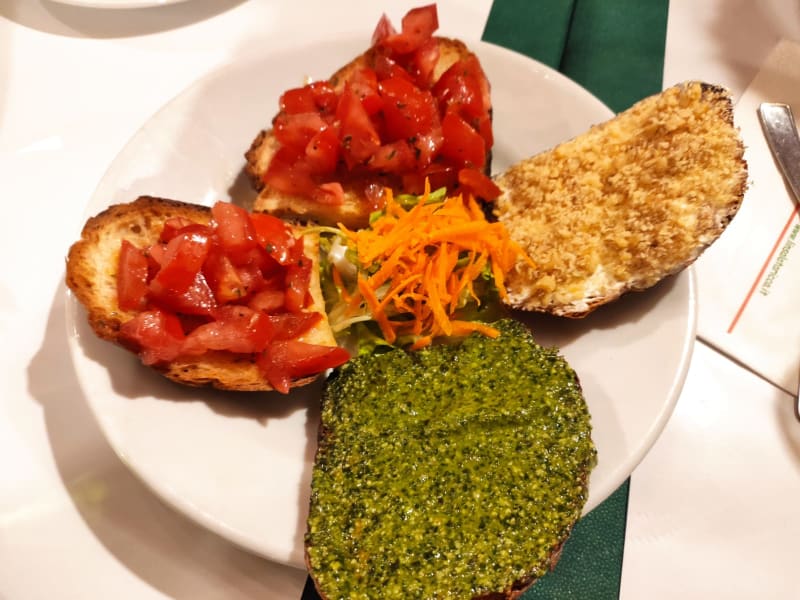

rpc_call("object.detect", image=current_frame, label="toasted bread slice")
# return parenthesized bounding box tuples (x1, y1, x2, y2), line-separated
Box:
(66, 196, 337, 392)
(245, 37, 481, 229)
(494, 81, 747, 317)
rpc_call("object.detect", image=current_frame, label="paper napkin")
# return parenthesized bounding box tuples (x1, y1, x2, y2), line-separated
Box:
(696, 39, 800, 395)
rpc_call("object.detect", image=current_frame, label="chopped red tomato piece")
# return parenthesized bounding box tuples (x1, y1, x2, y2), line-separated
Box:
(370, 13, 397, 46)
(182, 306, 272, 355)
(257, 340, 350, 394)
(377, 4, 439, 55)
(369, 140, 417, 173)
(159, 217, 197, 242)
(149, 225, 211, 296)
(119, 309, 186, 365)
(117, 240, 149, 311)
(150, 271, 218, 317)
(280, 81, 338, 115)
(273, 112, 330, 152)
(408, 37, 440, 88)
(379, 75, 439, 141)
(337, 87, 382, 167)
(264, 146, 317, 197)
(211, 201, 259, 261)
(203, 245, 246, 303)
(248, 289, 285, 313)
(433, 56, 489, 120)
(266, 312, 323, 341)
(458, 168, 502, 201)
(348, 68, 383, 115)
(373, 54, 415, 83)
(313, 182, 345, 205)
(284, 251, 313, 313)
(440, 112, 486, 170)
(305, 128, 341, 175)
(401, 163, 457, 195)
(249, 212, 297, 265)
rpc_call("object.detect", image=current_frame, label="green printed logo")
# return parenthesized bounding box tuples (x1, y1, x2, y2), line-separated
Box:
(761, 223, 800, 296)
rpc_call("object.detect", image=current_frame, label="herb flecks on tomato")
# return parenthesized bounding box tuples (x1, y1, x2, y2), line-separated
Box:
(262, 3, 499, 205)
(116, 201, 349, 392)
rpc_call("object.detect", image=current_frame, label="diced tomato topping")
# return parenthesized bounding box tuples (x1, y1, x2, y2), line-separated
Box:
(257, 340, 350, 394)
(117, 240, 149, 311)
(114, 201, 345, 391)
(261, 4, 493, 208)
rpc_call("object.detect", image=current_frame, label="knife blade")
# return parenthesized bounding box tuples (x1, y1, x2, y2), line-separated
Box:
(758, 102, 800, 421)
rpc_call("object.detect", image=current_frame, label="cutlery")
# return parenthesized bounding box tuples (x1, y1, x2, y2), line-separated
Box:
(758, 102, 800, 421)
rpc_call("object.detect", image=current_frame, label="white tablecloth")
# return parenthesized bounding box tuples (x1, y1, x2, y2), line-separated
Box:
(2, 1, 798, 598)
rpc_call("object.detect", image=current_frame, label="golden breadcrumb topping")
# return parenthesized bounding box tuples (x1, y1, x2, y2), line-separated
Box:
(494, 82, 747, 316)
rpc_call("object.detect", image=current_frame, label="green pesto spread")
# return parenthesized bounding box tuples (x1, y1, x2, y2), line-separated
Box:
(306, 319, 596, 600)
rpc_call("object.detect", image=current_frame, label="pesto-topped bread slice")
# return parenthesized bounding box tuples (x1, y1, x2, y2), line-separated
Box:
(306, 319, 596, 599)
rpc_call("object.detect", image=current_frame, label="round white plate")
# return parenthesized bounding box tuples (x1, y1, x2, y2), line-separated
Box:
(65, 38, 695, 568)
(50, 0, 190, 8)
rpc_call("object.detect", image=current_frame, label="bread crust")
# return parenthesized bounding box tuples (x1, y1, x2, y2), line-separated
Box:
(66, 195, 337, 391)
(494, 81, 747, 317)
(245, 37, 483, 229)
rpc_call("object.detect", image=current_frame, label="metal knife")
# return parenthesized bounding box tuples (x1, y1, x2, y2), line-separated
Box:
(758, 102, 800, 420)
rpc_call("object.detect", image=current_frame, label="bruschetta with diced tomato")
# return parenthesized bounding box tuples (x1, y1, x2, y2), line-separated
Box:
(245, 4, 499, 228)
(66, 196, 349, 393)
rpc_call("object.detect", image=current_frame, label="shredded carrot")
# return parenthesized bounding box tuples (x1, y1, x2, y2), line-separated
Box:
(338, 182, 535, 348)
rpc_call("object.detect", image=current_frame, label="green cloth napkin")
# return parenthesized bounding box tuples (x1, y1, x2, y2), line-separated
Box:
(483, 1, 668, 598)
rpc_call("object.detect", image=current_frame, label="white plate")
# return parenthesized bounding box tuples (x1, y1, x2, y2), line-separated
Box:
(50, 0, 190, 8)
(65, 38, 695, 568)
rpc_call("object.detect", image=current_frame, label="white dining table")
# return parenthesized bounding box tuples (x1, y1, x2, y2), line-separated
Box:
(2, 1, 799, 598)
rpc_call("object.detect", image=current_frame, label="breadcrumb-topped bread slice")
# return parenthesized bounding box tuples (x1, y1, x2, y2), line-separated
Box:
(494, 81, 747, 317)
